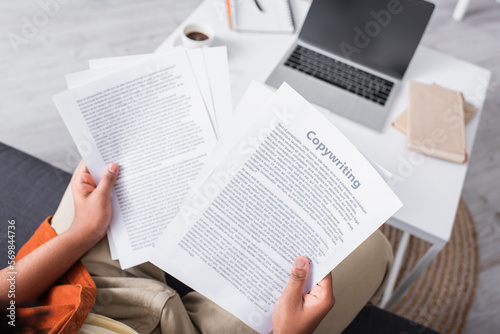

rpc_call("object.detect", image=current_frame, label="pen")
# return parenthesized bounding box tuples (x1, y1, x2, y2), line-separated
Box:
(254, 0, 264, 12)
(226, 0, 233, 30)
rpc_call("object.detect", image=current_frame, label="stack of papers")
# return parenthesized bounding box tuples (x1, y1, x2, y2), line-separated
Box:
(54, 55, 402, 333)
(53, 47, 232, 268)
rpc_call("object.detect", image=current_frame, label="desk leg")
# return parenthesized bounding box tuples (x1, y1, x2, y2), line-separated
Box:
(382, 243, 443, 310)
(381, 231, 410, 307)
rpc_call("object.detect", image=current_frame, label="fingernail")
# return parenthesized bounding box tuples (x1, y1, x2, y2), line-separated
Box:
(294, 257, 307, 269)
(107, 163, 118, 175)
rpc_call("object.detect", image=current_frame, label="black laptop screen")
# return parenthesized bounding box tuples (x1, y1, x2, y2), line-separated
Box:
(299, 0, 435, 79)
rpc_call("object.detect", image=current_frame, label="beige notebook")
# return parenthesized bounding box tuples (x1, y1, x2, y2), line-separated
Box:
(406, 82, 467, 163)
(393, 84, 478, 134)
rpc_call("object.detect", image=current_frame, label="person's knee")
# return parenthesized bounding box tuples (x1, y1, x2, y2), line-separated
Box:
(314, 231, 393, 334)
(365, 230, 394, 269)
(362, 230, 394, 304)
(333, 230, 393, 280)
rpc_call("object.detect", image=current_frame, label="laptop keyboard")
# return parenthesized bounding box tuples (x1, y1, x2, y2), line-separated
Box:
(284, 45, 394, 106)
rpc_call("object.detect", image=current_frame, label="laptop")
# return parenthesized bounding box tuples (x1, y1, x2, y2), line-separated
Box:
(266, 0, 435, 132)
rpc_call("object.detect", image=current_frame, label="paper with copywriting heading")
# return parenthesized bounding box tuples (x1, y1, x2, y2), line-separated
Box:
(186, 80, 394, 202)
(53, 49, 217, 269)
(150, 83, 402, 333)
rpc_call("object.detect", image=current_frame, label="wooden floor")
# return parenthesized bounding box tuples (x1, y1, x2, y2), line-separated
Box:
(1, 0, 499, 332)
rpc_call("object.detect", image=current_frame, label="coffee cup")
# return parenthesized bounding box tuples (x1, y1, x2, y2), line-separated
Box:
(181, 23, 214, 49)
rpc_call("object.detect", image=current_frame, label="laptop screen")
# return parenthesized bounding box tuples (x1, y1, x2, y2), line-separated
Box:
(299, 0, 435, 79)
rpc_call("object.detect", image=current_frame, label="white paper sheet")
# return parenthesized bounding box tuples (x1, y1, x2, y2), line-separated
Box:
(150, 83, 402, 333)
(188, 81, 393, 202)
(64, 48, 232, 261)
(88, 50, 221, 137)
(54, 49, 217, 268)
(202, 47, 233, 138)
(71, 47, 233, 140)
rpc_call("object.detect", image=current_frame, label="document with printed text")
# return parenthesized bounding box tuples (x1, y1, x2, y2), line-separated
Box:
(53, 49, 218, 268)
(150, 83, 402, 333)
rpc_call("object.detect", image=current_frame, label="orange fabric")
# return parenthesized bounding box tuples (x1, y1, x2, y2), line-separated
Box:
(15, 217, 97, 334)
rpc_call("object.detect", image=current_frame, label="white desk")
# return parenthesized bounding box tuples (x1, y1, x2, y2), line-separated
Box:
(157, 0, 491, 308)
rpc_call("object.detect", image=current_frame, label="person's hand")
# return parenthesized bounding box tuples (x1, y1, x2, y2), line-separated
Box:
(67, 162, 119, 247)
(0, 162, 119, 308)
(272, 256, 335, 334)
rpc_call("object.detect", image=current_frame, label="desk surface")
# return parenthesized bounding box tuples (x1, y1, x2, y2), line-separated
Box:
(157, 0, 491, 244)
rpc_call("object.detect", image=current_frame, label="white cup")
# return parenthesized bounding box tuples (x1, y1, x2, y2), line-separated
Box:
(181, 23, 215, 49)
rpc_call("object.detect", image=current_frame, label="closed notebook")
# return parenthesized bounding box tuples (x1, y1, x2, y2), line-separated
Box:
(393, 84, 478, 134)
(407, 82, 467, 163)
(230, 0, 294, 33)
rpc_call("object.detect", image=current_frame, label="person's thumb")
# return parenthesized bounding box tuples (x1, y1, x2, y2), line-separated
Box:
(96, 163, 119, 197)
(282, 256, 309, 305)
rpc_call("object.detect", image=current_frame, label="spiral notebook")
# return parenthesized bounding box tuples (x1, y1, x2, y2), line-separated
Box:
(229, 0, 294, 33)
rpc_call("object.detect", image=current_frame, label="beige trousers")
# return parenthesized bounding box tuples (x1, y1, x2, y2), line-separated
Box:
(52, 166, 393, 334)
